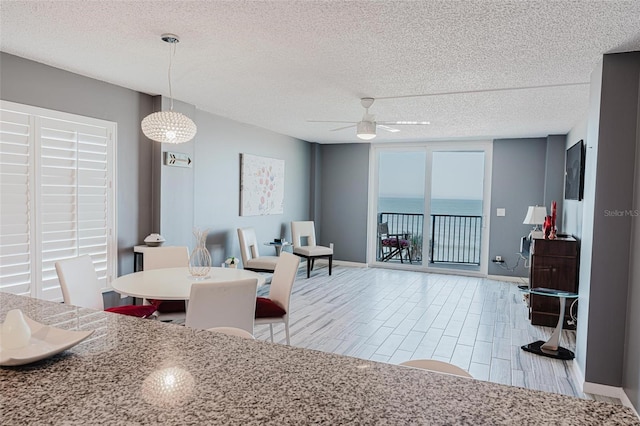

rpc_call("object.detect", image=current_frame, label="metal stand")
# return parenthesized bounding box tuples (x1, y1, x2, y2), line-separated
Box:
(522, 295, 575, 360)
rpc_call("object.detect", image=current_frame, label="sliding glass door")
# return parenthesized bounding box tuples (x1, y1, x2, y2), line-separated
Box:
(375, 149, 427, 266)
(370, 142, 492, 275)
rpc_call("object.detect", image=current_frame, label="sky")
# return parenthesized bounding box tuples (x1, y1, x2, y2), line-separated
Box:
(378, 150, 485, 200)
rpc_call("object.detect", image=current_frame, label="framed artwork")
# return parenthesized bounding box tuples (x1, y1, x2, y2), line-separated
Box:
(240, 154, 285, 216)
(564, 140, 585, 201)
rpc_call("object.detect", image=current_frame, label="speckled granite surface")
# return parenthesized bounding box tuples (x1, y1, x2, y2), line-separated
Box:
(1, 292, 638, 425)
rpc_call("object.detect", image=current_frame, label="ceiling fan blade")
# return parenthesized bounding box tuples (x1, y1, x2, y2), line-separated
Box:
(330, 124, 357, 131)
(378, 124, 401, 133)
(378, 120, 431, 125)
(307, 120, 357, 124)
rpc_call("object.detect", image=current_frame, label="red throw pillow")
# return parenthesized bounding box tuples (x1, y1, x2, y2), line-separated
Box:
(255, 297, 286, 318)
(106, 304, 158, 318)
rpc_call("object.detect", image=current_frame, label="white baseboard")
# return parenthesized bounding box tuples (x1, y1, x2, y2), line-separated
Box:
(571, 353, 639, 417)
(311, 258, 367, 268)
(619, 391, 640, 417)
(582, 381, 639, 417)
(487, 274, 528, 284)
(333, 260, 367, 268)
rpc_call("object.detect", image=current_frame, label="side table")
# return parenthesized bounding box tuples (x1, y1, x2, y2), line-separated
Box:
(263, 241, 292, 256)
(520, 287, 579, 360)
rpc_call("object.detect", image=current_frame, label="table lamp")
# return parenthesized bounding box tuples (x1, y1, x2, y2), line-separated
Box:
(523, 206, 547, 239)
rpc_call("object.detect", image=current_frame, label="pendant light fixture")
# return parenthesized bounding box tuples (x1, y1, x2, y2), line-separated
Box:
(141, 33, 197, 144)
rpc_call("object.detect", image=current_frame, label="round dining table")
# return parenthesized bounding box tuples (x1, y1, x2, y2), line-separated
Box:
(111, 267, 266, 301)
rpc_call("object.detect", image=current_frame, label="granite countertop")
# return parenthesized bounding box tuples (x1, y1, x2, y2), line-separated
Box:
(0, 292, 638, 425)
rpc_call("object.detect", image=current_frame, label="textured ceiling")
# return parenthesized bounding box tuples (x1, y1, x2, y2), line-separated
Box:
(1, 1, 639, 143)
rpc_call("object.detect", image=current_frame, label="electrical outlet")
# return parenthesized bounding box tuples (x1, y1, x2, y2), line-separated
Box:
(495, 255, 502, 262)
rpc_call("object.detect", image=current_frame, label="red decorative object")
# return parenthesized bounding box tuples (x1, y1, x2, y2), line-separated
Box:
(550, 201, 557, 239)
(543, 215, 552, 239)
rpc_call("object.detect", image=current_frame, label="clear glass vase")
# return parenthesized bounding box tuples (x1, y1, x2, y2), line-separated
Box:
(189, 228, 211, 279)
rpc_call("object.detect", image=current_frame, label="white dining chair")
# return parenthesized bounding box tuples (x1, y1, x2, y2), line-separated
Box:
(207, 327, 255, 339)
(291, 221, 332, 278)
(237, 227, 279, 272)
(142, 246, 190, 321)
(185, 278, 258, 334)
(255, 252, 300, 345)
(55, 255, 157, 318)
(399, 359, 473, 378)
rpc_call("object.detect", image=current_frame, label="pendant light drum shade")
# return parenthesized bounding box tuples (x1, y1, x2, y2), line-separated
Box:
(141, 111, 197, 144)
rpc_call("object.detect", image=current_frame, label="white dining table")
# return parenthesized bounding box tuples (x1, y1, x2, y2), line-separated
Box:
(111, 267, 266, 301)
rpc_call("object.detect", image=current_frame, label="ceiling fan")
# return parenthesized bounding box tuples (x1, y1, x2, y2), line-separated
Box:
(308, 97, 430, 140)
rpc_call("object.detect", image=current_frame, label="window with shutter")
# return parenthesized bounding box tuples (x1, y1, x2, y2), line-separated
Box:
(0, 101, 116, 301)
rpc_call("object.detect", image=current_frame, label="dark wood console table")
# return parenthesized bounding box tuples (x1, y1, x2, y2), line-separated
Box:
(529, 237, 578, 328)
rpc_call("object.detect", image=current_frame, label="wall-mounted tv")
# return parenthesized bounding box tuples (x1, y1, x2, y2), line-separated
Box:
(564, 140, 585, 201)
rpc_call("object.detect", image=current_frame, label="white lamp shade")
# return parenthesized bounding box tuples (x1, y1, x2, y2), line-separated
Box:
(356, 121, 376, 140)
(141, 111, 197, 144)
(523, 206, 548, 225)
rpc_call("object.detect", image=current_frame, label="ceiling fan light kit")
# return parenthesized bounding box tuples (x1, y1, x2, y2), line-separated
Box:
(356, 120, 376, 140)
(309, 97, 429, 140)
(141, 33, 197, 144)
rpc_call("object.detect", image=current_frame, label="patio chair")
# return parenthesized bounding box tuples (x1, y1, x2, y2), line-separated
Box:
(378, 222, 412, 263)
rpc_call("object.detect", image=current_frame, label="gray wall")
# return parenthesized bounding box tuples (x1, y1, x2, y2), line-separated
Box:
(0, 52, 154, 276)
(579, 52, 640, 389)
(625, 69, 640, 409)
(157, 98, 196, 250)
(317, 143, 370, 263)
(488, 138, 547, 277)
(192, 109, 311, 267)
(563, 115, 588, 239)
(544, 135, 567, 231)
(488, 136, 566, 277)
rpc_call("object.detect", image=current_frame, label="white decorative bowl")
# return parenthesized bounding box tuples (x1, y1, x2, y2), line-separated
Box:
(144, 233, 166, 247)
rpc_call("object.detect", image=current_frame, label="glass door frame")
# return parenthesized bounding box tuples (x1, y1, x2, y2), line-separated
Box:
(367, 140, 493, 276)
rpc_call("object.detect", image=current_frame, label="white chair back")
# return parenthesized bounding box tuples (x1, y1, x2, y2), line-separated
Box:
(237, 227, 261, 264)
(399, 359, 473, 378)
(207, 327, 255, 339)
(269, 252, 300, 313)
(185, 278, 258, 333)
(291, 221, 317, 247)
(55, 255, 104, 311)
(142, 246, 189, 270)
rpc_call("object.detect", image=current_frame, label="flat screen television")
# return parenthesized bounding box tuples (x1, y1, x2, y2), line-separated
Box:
(564, 140, 585, 201)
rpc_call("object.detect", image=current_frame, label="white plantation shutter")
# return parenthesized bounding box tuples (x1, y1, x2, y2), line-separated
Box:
(0, 101, 116, 301)
(0, 108, 35, 296)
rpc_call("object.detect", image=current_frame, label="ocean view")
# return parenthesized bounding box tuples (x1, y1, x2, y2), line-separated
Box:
(378, 197, 483, 264)
(378, 197, 482, 216)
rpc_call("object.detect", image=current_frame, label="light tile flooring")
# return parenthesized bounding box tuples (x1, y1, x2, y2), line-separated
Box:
(254, 263, 619, 404)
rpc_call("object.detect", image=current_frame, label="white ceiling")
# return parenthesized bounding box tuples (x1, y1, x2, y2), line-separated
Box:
(1, 1, 639, 144)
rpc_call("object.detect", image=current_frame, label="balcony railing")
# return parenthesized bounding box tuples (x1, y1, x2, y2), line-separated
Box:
(430, 214, 482, 265)
(378, 212, 482, 265)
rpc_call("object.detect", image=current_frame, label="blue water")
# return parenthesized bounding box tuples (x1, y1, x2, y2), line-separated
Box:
(378, 197, 482, 215)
